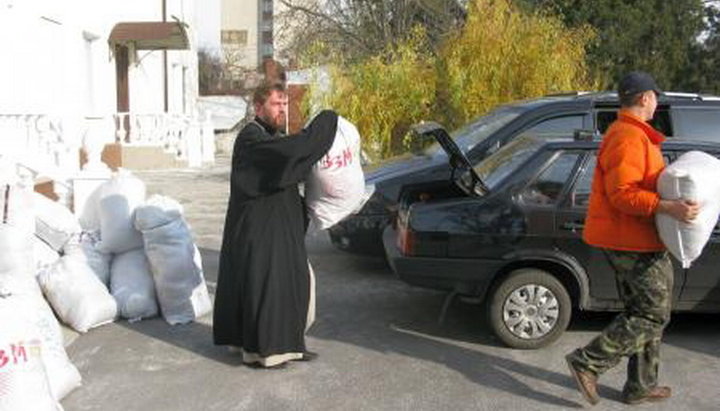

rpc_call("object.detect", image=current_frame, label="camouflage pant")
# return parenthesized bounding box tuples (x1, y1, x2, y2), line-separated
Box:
(568, 249, 673, 398)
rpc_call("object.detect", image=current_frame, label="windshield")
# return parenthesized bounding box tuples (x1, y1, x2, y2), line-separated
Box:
(425, 106, 525, 157)
(472, 137, 543, 190)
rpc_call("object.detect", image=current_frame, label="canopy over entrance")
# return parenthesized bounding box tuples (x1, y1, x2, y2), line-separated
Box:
(108, 21, 189, 50)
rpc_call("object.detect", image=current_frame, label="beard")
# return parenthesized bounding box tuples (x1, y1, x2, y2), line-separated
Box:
(258, 112, 286, 132)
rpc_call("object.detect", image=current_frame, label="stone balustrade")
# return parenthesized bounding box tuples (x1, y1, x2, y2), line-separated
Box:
(113, 112, 215, 168)
(1, 110, 215, 213)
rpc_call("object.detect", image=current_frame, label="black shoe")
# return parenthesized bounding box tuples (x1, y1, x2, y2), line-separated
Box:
(294, 351, 319, 362)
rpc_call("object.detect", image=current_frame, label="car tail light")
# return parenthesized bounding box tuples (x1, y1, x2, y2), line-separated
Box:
(396, 221, 415, 256)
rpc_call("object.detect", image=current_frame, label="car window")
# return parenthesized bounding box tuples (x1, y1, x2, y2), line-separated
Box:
(521, 151, 581, 206)
(568, 153, 596, 208)
(673, 108, 720, 143)
(473, 137, 542, 190)
(595, 107, 672, 136)
(425, 106, 525, 157)
(523, 115, 585, 136)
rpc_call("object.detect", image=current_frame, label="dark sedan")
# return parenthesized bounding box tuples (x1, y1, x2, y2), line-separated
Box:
(332, 92, 720, 254)
(383, 126, 720, 349)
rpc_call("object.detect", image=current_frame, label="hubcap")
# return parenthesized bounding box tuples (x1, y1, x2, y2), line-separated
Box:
(502, 284, 559, 340)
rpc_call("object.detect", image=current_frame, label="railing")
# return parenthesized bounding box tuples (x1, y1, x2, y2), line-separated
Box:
(0, 114, 79, 208)
(0, 114, 81, 178)
(1, 111, 216, 212)
(114, 111, 215, 167)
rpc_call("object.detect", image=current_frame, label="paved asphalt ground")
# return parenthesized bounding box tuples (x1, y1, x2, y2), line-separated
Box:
(60, 155, 720, 411)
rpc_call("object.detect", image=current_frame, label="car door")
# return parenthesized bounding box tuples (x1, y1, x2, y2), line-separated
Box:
(552, 151, 622, 304)
(517, 149, 582, 241)
(680, 222, 720, 306)
(673, 148, 720, 306)
(554, 150, 685, 307)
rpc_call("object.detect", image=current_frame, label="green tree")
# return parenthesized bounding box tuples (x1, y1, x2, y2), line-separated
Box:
(520, 0, 706, 89)
(318, 28, 438, 160)
(684, 4, 720, 93)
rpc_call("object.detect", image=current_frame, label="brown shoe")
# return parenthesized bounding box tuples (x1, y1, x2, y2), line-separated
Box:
(565, 354, 600, 405)
(623, 386, 672, 405)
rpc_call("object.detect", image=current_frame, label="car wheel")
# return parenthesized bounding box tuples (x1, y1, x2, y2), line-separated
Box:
(487, 268, 571, 349)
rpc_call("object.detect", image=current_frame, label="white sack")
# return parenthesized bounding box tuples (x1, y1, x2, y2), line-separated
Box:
(32, 191, 81, 251)
(135, 196, 211, 325)
(133, 194, 184, 230)
(0, 291, 62, 411)
(37, 254, 117, 333)
(78, 183, 103, 231)
(110, 249, 158, 321)
(0, 184, 40, 296)
(305, 116, 368, 230)
(656, 151, 720, 268)
(33, 235, 60, 272)
(63, 231, 112, 287)
(97, 171, 146, 253)
(0, 289, 81, 401)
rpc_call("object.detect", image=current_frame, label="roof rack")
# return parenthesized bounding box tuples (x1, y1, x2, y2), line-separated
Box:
(661, 92, 720, 101)
(543, 91, 593, 97)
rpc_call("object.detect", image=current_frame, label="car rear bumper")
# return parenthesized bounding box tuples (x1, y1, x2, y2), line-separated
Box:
(382, 226, 505, 296)
(329, 214, 391, 254)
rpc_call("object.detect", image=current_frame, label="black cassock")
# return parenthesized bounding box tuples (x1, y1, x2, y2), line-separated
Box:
(213, 110, 338, 358)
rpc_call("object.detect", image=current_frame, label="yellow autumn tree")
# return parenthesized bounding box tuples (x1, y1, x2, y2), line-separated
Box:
(304, 0, 598, 160)
(441, 0, 597, 127)
(320, 28, 437, 160)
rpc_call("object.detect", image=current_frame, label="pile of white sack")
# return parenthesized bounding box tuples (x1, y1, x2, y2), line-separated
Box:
(657, 151, 720, 268)
(305, 115, 373, 231)
(0, 170, 211, 409)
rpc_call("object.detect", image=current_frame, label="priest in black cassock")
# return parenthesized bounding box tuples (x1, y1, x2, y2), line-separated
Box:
(213, 81, 338, 368)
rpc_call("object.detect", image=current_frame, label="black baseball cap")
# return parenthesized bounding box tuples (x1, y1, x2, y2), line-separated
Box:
(618, 71, 662, 97)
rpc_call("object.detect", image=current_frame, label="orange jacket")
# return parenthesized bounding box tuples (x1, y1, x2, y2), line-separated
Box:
(582, 110, 666, 251)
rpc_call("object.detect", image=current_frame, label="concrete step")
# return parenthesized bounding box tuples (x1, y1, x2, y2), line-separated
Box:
(100, 143, 187, 171)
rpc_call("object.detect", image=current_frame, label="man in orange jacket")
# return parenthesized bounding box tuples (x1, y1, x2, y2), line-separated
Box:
(565, 72, 700, 405)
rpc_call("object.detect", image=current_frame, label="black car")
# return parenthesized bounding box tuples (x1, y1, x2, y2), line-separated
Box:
(331, 92, 720, 254)
(383, 125, 720, 349)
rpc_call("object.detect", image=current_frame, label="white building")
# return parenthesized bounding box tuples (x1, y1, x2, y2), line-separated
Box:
(220, 0, 274, 71)
(219, 0, 316, 71)
(0, 0, 215, 212)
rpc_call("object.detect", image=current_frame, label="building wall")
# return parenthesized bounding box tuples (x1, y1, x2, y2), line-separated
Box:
(221, 0, 259, 70)
(0, 0, 200, 122)
(220, 0, 285, 72)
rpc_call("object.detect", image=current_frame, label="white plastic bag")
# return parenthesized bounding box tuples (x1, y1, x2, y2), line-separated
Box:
(0, 289, 81, 401)
(78, 183, 103, 231)
(135, 196, 212, 325)
(37, 254, 118, 333)
(32, 191, 81, 251)
(0, 184, 39, 296)
(33, 235, 60, 272)
(656, 151, 720, 268)
(97, 171, 146, 253)
(0, 293, 62, 410)
(110, 249, 158, 321)
(305, 116, 368, 230)
(63, 231, 112, 287)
